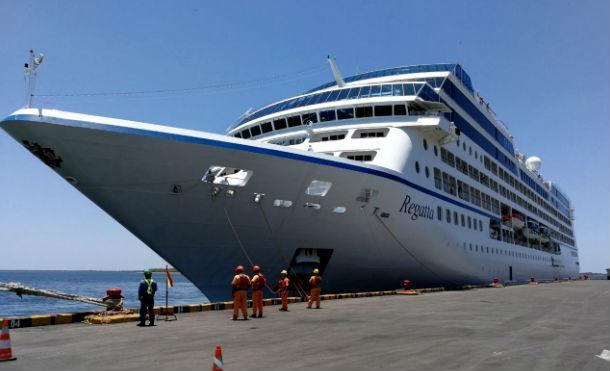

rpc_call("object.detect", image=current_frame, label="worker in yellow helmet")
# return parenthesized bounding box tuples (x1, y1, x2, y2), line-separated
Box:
(276, 270, 290, 311)
(307, 268, 322, 309)
(138, 269, 158, 326)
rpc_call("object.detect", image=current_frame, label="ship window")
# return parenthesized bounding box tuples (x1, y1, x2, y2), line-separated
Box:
(394, 104, 407, 116)
(434, 146, 438, 156)
(381, 84, 393, 96)
(327, 90, 340, 102)
(320, 110, 336, 122)
(479, 220, 483, 231)
(288, 115, 302, 127)
(425, 166, 430, 178)
(332, 206, 347, 213)
(347, 154, 372, 162)
(273, 118, 287, 130)
(303, 112, 318, 125)
(453, 211, 458, 225)
(403, 83, 416, 95)
(357, 130, 386, 138)
(468, 216, 472, 229)
(359, 86, 371, 98)
(437, 206, 442, 220)
(337, 89, 350, 100)
(392, 84, 404, 96)
(423, 139, 428, 150)
(250, 125, 262, 137)
(261, 122, 273, 133)
(241, 129, 251, 139)
(306, 180, 332, 197)
(347, 87, 361, 99)
(234, 132, 242, 138)
(446, 209, 451, 223)
(337, 108, 354, 120)
(434, 168, 442, 189)
(374, 105, 392, 116)
(415, 161, 420, 173)
(273, 199, 293, 208)
(202, 165, 253, 187)
(356, 106, 373, 118)
(461, 214, 465, 227)
(369, 85, 381, 97)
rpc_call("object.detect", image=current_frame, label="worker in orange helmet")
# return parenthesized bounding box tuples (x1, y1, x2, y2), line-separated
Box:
(231, 265, 251, 320)
(250, 265, 266, 318)
(307, 268, 322, 309)
(276, 270, 290, 311)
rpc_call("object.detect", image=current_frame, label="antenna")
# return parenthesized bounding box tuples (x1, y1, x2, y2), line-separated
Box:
(24, 49, 44, 108)
(327, 55, 345, 87)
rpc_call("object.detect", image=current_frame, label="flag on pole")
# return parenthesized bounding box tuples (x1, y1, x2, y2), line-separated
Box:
(166, 266, 174, 288)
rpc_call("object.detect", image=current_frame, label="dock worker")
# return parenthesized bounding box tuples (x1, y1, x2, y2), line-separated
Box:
(251, 265, 266, 318)
(232, 265, 251, 320)
(307, 268, 322, 309)
(277, 270, 290, 311)
(138, 269, 158, 327)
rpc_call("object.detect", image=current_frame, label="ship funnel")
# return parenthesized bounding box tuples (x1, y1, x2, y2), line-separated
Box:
(327, 56, 345, 87)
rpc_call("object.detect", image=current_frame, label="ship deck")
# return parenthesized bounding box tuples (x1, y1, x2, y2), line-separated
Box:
(5, 281, 610, 370)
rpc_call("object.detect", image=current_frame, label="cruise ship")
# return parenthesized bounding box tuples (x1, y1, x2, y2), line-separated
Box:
(1, 61, 579, 302)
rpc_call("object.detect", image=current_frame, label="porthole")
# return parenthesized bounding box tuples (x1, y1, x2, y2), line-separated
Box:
(425, 166, 430, 178)
(415, 161, 420, 173)
(433, 146, 438, 156)
(423, 139, 428, 150)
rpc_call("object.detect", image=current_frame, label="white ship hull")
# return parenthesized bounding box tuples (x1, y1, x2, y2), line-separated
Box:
(1, 109, 580, 301)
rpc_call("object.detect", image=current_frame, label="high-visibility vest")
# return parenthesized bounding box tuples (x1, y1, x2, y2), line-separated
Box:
(309, 275, 321, 288)
(279, 277, 290, 290)
(233, 274, 251, 290)
(144, 278, 154, 295)
(252, 274, 266, 290)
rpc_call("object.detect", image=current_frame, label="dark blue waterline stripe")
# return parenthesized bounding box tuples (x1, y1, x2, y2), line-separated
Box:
(4, 113, 500, 221)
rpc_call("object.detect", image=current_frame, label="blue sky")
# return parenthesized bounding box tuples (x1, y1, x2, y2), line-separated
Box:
(0, 0, 608, 272)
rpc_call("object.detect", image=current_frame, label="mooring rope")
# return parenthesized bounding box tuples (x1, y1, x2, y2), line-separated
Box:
(373, 210, 461, 286)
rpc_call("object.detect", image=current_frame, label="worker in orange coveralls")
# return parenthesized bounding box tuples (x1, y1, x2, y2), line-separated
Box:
(250, 265, 266, 318)
(277, 270, 290, 311)
(232, 265, 251, 320)
(307, 268, 322, 309)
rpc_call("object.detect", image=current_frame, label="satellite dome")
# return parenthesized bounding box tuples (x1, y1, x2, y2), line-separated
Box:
(525, 156, 542, 172)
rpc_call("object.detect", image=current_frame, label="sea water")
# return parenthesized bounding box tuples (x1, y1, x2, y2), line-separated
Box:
(0, 270, 208, 317)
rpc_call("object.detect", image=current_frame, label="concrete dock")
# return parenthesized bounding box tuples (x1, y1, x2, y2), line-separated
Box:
(3, 281, 610, 370)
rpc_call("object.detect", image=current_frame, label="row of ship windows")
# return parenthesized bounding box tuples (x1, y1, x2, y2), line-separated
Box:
(269, 129, 386, 146)
(460, 242, 553, 263)
(236, 81, 439, 126)
(431, 160, 574, 247)
(432, 159, 574, 247)
(235, 104, 412, 139)
(441, 144, 573, 236)
(437, 206, 484, 232)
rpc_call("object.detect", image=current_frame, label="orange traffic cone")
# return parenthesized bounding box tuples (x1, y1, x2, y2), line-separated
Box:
(211, 345, 223, 371)
(0, 319, 16, 362)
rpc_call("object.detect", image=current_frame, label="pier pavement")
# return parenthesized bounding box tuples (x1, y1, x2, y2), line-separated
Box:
(4, 281, 610, 370)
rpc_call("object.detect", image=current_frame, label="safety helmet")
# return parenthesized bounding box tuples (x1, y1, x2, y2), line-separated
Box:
(253, 265, 261, 272)
(143, 269, 152, 277)
(313, 268, 320, 274)
(235, 265, 244, 273)
(280, 270, 288, 275)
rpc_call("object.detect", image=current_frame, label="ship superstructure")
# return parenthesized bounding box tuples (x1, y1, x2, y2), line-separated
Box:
(1, 61, 578, 301)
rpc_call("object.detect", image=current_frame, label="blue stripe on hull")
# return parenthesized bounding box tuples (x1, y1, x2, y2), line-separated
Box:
(3, 113, 500, 222)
